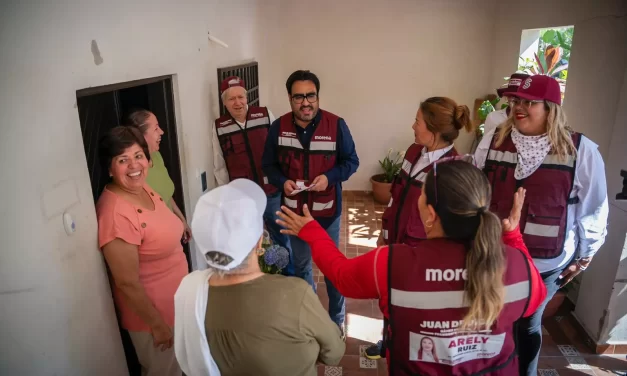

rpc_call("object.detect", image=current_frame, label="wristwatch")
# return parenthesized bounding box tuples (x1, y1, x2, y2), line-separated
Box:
(576, 257, 592, 271)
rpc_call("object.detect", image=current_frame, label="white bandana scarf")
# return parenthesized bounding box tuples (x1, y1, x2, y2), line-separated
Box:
(511, 128, 551, 180)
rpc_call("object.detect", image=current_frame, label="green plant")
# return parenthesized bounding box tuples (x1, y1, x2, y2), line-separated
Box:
(476, 97, 501, 136)
(540, 28, 573, 62)
(518, 27, 573, 85)
(377, 149, 404, 183)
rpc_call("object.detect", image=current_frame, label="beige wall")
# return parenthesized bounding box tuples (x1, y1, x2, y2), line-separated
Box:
(0, 0, 266, 374)
(263, 0, 498, 190)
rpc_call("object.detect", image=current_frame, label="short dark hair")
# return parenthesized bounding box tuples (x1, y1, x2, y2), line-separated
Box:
(98, 126, 151, 175)
(285, 70, 320, 95)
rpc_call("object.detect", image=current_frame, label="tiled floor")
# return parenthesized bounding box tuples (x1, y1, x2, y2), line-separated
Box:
(311, 191, 627, 376)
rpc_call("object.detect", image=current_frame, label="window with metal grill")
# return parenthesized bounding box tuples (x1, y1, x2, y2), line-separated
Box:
(217, 61, 259, 116)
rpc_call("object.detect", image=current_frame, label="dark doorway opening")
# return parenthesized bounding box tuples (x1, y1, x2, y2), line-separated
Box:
(76, 75, 190, 376)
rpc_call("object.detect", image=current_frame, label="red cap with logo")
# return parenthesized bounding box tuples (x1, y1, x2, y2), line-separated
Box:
(509, 75, 562, 105)
(496, 73, 530, 97)
(220, 76, 245, 94)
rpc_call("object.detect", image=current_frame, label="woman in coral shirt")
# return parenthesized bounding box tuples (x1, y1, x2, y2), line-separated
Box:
(96, 126, 187, 376)
(278, 160, 547, 375)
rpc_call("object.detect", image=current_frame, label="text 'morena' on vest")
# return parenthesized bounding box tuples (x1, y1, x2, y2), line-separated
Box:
(422, 160, 505, 331)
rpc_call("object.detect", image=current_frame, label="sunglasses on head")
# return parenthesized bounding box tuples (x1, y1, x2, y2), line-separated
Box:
(433, 154, 476, 206)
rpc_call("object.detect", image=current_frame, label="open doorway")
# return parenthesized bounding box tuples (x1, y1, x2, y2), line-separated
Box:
(518, 26, 574, 103)
(76, 75, 189, 376)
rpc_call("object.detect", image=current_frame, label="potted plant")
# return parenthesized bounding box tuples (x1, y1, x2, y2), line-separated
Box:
(370, 149, 404, 204)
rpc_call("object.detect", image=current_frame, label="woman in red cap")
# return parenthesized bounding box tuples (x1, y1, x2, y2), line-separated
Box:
(277, 159, 547, 375)
(475, 74, 609, 375)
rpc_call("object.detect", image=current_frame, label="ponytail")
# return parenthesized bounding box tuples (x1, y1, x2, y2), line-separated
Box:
(460, 210, 505, 331)
(419, 97, 475, 145)
(424, 161, 507, 331)
(454, 105, 474, 133)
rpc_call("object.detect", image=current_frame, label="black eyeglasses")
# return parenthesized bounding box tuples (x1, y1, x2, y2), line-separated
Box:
(433, 154, 476, 205)
(291, 92, 318, 104)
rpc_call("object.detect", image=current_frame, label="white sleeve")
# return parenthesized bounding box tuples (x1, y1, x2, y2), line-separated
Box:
(474, 110, 506, 169)
(573, 136, 609, 259)
(267, 109, 276, 124)
(474, 129, 495, 169)
(212, 124, 230, 187)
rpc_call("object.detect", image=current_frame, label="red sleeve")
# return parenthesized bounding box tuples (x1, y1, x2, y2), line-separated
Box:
(502, 226, 547, 317)
(298, 221, 381, 300)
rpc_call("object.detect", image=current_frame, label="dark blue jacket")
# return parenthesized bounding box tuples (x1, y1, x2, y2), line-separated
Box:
(262, 110, 359, 228)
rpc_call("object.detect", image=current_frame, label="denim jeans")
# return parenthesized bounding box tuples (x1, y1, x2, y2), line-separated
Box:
(517, 267, 564, 376)
(263, 192, 294, 276)
(290, 216, 346, 325)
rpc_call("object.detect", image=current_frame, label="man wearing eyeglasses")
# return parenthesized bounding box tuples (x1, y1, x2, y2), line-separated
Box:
(262, 70, 359, 336)
(212, 75, 293, 275)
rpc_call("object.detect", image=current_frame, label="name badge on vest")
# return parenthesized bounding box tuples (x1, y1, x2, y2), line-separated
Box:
(405, 267, 505, 366)
(408, 332, 506, 366)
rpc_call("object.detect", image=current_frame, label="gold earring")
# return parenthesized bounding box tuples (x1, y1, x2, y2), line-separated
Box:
(425, 221, 433, 228)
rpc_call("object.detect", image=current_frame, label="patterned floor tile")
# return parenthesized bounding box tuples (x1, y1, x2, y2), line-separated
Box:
(565, 356, 591, 370)
(558, 345, 580, 357)
(359, 345, 378, 369)
(324, 366, 342, 376)
(538, 370, 560, 376)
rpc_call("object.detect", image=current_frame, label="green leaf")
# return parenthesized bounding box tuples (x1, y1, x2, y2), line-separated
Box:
(556, 31, 565, 46)
(542, 30, 556, 44)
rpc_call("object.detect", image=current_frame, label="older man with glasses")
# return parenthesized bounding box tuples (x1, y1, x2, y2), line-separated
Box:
(211, 75, 293, 275)
(262, 70, 360, 336)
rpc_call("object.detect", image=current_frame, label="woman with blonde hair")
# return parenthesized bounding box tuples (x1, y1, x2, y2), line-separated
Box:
(277, 159, 547, 375)
(475, 75, 609, 375)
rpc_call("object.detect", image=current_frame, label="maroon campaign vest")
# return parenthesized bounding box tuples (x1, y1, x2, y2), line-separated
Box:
(277, 110, 339, 218)
(484, 132, 581, 259)
(381, 144, 457, 246)
(388, 240, 531, 376)
(215, 106, 278, 195)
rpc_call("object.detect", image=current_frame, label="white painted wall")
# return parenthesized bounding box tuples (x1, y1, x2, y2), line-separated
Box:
(487, 0, 627, 344)
(582, 63, 627, 345)
(0, 0, 266, 374)
(262, 0, 498, 190)
(519, 29, 541, 62)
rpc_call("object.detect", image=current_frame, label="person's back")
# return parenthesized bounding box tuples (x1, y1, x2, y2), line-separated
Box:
(206, 274, 344, 376)
(174, 179, 344, 376)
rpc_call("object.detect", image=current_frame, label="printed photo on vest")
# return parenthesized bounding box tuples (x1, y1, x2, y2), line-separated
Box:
(409, 332, 505, 366)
